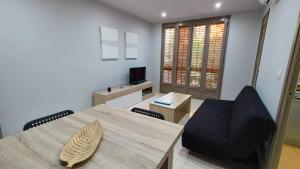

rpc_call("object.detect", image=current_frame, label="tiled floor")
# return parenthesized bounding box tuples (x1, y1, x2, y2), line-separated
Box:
(126, 93, 226, 169)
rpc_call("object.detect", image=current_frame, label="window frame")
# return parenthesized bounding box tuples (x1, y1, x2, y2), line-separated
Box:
(160, 15, 230, 99)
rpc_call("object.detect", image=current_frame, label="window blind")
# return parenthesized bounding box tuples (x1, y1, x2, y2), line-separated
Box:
(176, 25, 190, 85)
(163, 27, 175, 84)
(205, 23, 225, 89)
(160, 16, 229, 99)
(190, 25, 206, 87)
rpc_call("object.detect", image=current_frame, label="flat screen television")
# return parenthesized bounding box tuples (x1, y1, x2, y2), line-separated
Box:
(129, 67, 146, 85)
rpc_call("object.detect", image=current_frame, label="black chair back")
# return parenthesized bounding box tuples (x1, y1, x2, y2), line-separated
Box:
(131, 107, 165, 120)
(23, 110, 74, 131)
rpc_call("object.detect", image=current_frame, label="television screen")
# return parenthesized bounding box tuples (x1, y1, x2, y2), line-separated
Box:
(129, 67, 146, 85)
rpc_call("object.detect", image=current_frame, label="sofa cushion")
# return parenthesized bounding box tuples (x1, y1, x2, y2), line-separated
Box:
(229, 86, 276, 158)
(183, 99, 234, 159)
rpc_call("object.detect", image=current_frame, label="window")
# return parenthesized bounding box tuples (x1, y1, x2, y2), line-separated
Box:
(176, 24, 190, 85)
(190, 25, 206, 87)
(162, 26, 175, 84)
(206, 23, 225, 89)
(160, 16, 229, 99)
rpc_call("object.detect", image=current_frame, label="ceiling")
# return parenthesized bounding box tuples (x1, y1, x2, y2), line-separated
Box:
(98, 0, 264, 23)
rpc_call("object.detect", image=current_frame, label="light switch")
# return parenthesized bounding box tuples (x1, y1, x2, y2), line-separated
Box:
(277, 70, 283, 80)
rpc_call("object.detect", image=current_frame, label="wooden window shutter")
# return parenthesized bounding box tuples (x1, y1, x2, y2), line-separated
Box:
(160, 16, 229, 99)
(176, 24, 190, 85)
(190, 25, 206, 87)
(162, 26, 175, 84)
(205, 23, 225, 89)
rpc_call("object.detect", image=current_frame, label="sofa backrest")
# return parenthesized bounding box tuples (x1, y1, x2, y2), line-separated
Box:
(229, 86, 275, 158)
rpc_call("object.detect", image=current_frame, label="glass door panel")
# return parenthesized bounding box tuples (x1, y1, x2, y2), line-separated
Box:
(205, 23, 225, 90)
(160, 17, 229, 99)
(176, 24, 190, 86)
(163, 27, 175, 84)
(190, 25, 206, 88)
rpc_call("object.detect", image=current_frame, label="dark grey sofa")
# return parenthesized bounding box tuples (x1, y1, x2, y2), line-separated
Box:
(182, 86, 276, 162)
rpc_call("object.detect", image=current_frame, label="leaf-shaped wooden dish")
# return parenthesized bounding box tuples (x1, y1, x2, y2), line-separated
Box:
(60, 120, 103, 169)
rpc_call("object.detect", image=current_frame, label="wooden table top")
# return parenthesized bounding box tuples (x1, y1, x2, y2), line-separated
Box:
(150, 92, 191, 109)
(0, 104, 183, 169)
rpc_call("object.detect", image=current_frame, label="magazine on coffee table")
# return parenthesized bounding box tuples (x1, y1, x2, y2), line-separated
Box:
(154, 99, 173, 105)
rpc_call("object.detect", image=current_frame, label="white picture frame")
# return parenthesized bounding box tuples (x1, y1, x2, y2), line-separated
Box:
(100, 26, 119, 60)
(125, 32, 138, 59)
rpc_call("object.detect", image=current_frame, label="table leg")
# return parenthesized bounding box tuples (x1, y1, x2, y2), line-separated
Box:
(160, 148, 174, 169)
(183, 98, 191, 114)
(174, 98, 191, 123)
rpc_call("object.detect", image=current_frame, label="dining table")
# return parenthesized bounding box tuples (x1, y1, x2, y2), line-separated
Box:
(0, 104, 183, 169)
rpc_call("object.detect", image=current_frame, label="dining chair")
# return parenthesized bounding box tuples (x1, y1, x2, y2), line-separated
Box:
(23, 110, 74, 131)
(131, 107, 165, 120)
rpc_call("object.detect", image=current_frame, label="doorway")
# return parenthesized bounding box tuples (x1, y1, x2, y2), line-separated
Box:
(252, 10, 270, 87)
(160, 16, 230, 99)
(277, 58, 300, 169)
(266, 13, 300, 169)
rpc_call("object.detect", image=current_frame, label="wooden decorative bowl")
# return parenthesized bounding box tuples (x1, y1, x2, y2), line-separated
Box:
(60, 120, 103, 169)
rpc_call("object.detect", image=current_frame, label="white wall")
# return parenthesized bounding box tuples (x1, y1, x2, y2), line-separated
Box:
(152, 24, 162, 90)
(151, 11, 262, 100)
(256, 0, 300, 119)
(0, 0, 153, 136)
(221, 11, 262, 100)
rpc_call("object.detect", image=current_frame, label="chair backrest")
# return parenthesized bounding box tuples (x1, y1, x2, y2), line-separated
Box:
(229, 86, 275, 158)
(131, 107, 165, 120)
(23, 110, 74, 131)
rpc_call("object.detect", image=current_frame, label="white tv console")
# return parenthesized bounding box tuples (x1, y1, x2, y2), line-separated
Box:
(93, 81, 154, 109)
